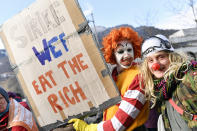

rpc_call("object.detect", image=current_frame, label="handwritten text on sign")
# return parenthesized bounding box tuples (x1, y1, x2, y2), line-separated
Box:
(1, 0, 112, 126)
(31, 32, 89, 113)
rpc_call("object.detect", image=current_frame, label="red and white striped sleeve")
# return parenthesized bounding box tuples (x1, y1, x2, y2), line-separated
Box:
(97, 75, 146, 131)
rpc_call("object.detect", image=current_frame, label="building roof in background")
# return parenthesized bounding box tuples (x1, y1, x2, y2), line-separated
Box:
(170, 28, 197, 38)
(175, 47, 197, 53)
(169, 30, 184, 38)
(169, 28, 197, 45)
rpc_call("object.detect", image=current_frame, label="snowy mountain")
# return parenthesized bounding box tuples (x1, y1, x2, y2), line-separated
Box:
(91, 25, 107, 33)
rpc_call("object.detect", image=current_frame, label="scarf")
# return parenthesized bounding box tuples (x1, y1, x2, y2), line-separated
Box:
(152, 61, 196, 102)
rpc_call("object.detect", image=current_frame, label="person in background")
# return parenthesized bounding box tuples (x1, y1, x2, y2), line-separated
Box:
(140, 34, 197, 131)
(8, 92, 22, 102)
(68, 27, 149, 131)
(0, 87, 38, 131)
(8, 91, 31, 111)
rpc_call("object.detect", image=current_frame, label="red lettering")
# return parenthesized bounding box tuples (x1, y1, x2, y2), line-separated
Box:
(45, 70, 57, 86)
(32, 80, 42, 95)
(48, 94, 63, 113)
(76, 53, 88, 70)
(57, 61, 70, 79)
(32, 70, 56, 94)
(70, 81, 87, 102)
(63, 86, 76, 105)
(58, 90, 69, 108)
(39, 75, 52, 92)
(68, 57, 81, 75)
(47, 81, 88, 113)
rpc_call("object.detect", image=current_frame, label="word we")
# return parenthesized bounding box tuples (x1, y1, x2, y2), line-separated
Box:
(32, 32, 68, 65)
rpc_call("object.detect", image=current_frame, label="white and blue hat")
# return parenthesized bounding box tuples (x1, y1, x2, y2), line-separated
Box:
(141, 34, 174, 58)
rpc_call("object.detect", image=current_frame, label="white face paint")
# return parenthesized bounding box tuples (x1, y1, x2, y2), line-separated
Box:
(114, 41, 134, 69)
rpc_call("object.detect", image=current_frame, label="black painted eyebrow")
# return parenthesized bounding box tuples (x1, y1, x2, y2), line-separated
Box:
(118, 42, 131, 48)
(126, 43, 128, 47)
(118, 44, 124, 47)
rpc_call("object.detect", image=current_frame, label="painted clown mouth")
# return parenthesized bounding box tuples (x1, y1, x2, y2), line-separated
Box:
(120, 57, 133, 66)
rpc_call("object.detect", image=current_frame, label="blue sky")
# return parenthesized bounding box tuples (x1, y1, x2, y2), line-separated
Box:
(0, 0, 35, 25)
(78, 0, 197, 29)
(78, 0, 171, 27)
(0, 0, 196, 48)
(0, 0, 196, 28)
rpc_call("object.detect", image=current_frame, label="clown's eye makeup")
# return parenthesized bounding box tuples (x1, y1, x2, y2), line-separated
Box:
(127, 48, 132, 52)
(117, 49, 124, 54)
(114, 41, 134, 69)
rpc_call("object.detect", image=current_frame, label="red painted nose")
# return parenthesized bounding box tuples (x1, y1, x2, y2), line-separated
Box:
(152, 63, 160, 71)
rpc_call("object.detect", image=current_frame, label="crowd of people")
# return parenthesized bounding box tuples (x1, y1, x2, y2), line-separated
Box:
(0, 26, 196, 131)
(68, 27, 197, 131)
(69, 27, 149, 131)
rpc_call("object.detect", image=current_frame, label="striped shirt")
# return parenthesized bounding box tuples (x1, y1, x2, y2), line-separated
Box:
(98, 75, 146, 131)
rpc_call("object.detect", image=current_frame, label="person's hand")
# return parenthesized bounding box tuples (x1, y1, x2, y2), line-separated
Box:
(68, 118, 97, 131)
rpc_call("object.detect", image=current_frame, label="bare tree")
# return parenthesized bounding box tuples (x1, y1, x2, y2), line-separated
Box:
(134, 9, 158, 27)
(166, 0, 197, 28)
(188, 0, 197, 26)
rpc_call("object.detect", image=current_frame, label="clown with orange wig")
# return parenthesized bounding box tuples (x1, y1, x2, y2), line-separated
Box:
(69, 27, 149, 131)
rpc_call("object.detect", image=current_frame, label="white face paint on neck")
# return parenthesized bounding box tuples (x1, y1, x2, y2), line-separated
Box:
(114, 41, 134, 70)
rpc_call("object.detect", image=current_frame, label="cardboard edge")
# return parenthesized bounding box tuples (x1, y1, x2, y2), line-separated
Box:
(0, 0, 121, 129)
(63, 0, 120, 98)
(0, 29, 41, 126)
(42, 96, 121, 131)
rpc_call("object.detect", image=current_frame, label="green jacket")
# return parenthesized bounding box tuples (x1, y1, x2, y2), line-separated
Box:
(153, 61, 197, 130)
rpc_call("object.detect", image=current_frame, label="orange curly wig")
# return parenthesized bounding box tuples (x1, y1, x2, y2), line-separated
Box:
(102, 27, 143, 64)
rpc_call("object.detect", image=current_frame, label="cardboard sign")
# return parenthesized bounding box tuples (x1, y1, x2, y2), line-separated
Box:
(0, 0, 120, 129)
